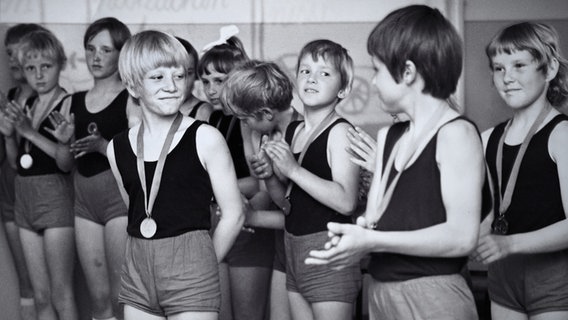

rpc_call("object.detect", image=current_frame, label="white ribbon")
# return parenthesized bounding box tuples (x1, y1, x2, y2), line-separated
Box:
(202, 25, 240, 52)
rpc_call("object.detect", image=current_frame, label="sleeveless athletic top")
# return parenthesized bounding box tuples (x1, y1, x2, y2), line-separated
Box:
(113, 120, 213, 239)
(188, 101, 205, 118)
(284, 118, 353, 236)
(209, 110, 249, 178)
(485, 114, 567, 235)
(17, 95, 70, 176)
(71, 90, 129, 177)
(368, 117, 474, 282)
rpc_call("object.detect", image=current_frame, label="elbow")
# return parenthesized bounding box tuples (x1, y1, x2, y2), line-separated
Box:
(453, 231, 479, 257)
(335, 198, 359, 216)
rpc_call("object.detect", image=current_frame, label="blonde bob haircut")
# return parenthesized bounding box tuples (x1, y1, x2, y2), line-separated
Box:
(17, 29, 66, 68)
(118, 30, 190, 90)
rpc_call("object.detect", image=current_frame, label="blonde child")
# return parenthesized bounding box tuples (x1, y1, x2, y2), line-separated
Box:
(107, 30, 243, 319)
(2, 28, 77, 320)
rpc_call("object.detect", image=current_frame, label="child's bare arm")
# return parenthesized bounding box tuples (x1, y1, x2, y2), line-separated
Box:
(198, 125, 244, 262)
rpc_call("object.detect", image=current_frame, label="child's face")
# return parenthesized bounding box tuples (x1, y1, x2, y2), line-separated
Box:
(85, 29, 120, 80)
(134, 65, 187, 116)
(22, 54, 61, 95)
(371, 56, 404, 113)
(491, 50, 548, 110)
(296, 54, 343, 110)
(234, 108, 274, 134)
(6, 42, 25, 82)
(200, 65, 228, 107)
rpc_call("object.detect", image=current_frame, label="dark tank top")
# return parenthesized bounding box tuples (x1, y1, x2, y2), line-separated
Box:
(368, 118, 472, 282)
(113, 120, 213, 239)
(71, 90, 129, 177)
(485, 114, 567, 234)
(17, 95, 70, 176)
(209, 110, 249, 178)
(284, 119, 353, 236)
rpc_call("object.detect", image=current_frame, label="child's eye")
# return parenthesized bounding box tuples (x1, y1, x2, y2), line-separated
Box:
(492, 66, 504, 72)
(514, 63, 526, 69)
(150, 75, 163, 80)
(175, 73, 185, 80)
(103, 48, 113, 54)
(299, 69, 310, 75)
(320, 71, 330, 76)
(86, 46, 95, 52)
(214, 79, 224, 85)
(25, 66, 34, 72)
(41, 64, 51, 70)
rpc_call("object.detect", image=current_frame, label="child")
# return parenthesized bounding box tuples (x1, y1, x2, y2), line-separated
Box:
(52, 17, 132, 320)
(175, 36, 213, 121)
(261, 39, 361, 320)
(107, 30, 243, 319)
(220, 60, 299, 320)
(472, 22, 568, 319)
(306, 5, 484, 320)
(198, 33, 275, 320)
(2, 28, 78, 320)
(0, 23, 46, 317)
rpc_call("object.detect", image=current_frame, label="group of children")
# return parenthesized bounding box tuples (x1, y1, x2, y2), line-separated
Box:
(0, 4, 567, 320)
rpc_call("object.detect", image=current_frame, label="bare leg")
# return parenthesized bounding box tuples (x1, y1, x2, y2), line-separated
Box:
(270, 270, 291, 320)
(20, 227, 58, 320)
(4, 221, 34, 298)
(0, 221, 21, 320)
(287, 291, 313, 320)
(218, 262, 233, 320)
(105, 216, 128, 318)
(44, 227, 78, 320)
(229, 266, 271, 320)
(312, 301, 353, 320)
(491, 302, 528, 320)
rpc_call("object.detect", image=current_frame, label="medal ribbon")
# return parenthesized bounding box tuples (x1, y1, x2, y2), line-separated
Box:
(24, 88, 66, 155)
(365, 107, 448, 228)
(495, 106, 551, 218)
(282, 110, 338, 213)
(136, 112, 183, 221)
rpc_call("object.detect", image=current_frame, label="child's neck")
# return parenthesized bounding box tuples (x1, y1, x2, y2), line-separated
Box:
(303, 106, 336, 131)
(141, 111, 179, 136)
(37, 85, 63, 103)
(91, 72, 122, 94)
(510, 93, 551, 129)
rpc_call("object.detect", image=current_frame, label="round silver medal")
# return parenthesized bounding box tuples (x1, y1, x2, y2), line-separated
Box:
(140, 217, 157, 238)
(20, 154, 33, 169)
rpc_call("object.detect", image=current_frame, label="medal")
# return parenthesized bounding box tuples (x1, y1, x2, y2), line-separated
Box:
(140, 217, 157, 238)
(281, 197, 291, 216)
(20, 153, 33, 169)
(136, 113, 183, 239)
(87, 122, 99, 135)
(492, 215, 508, 235)
(492, 106, 551, 235)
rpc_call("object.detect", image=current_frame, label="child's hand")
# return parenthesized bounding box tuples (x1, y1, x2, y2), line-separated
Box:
(248, 149, 273, 179)
(46, 111, 75, 145)
(6, 101, 33, 138)
(70, 124, 107, 158)
(346, 126, 376, 173)
(0, 103, 16, 137)
(263, 140, 299, 178)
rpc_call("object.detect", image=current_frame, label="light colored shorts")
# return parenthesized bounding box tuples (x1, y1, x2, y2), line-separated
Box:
(119, 230, 220, 316)
(74, 169, 127, 225)
(489, 250, 568, 316)
(368, 274, 478, 320)
(14, 174, 74, 232)
(285, 230, 361, 303)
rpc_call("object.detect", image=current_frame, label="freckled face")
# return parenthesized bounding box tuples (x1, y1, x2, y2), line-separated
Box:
(132, 66, 187, 116)
(296, 55, 343, 110)
(85, 29, 120, 80)
(22, 54, 61, 95)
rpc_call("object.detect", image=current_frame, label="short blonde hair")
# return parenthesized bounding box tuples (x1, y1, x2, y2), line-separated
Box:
(17, 29, 66, 68)
(118, 30, 190, 89)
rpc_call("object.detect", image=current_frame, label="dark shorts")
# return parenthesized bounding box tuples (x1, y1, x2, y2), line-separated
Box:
(273, 229, 286, 273)
(224, 227, 275, 268)
(488, 250, 568, 316)
(119, 230, 220, 316)
(14, 174, 74, 232)
(0, 162, 16, 222)
(74, 169, 127, 225)
(285, 230, 361, 303)
(368, 274, 478, 320)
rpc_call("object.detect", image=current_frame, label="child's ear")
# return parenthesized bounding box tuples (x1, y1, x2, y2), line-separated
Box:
(125, 84, 140, 99)
(337, 90, 346, 99)
(546, 57, 560, 82)
(402, 60, 417, 85)
(261, 108, 274, 121)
